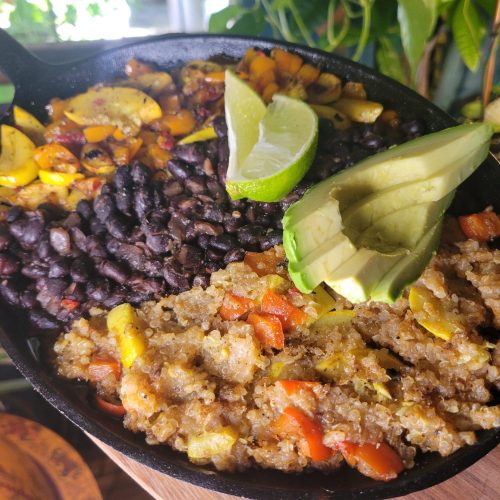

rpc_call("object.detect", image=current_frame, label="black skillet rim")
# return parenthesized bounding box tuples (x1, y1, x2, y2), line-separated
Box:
(0, 32, 498, 499)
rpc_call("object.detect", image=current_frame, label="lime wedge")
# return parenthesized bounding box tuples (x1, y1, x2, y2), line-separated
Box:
(225, 71, 318, 202)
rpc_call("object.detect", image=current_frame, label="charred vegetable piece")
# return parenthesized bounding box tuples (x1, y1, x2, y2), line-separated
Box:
(81, 144, 115, 174)
(13, 106, 46, 146)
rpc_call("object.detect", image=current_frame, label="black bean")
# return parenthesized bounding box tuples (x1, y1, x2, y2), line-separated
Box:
(50, 227, 72, 256)
(172, 196, 198, 213)
(90, 218, 106, 236)
(260, 230, 283, 251)
(237, 225, 264, 247)
(100, 183, 114, 195)
(29, 309, 59, 330)
(86, 235, 107, 259)
(163, 179, 183, 198)
(97, 260, 129, 284)
(167, 159, 193, 180)
(280, 191, 301, 211)
(202, 158, 215, 176)
(202, 203, 224, 223)
(114, 165, 133, 190)
(206, 178, 227, 204)
(217, 140, 229, 183)
(106, 215, 130, 241)
(20, 289, 37, 309)
(361, 133, 384, 150)
(213, 116, 227, 137)
(103, 289, 127, 309)
(255, 214, 272, 227)
(129, 226, 145, 243)
(206, 247, 224, 262)
(0, 226, 11, 251)
(146, 233, 171, 254)
(163, 261, 190, 290)
(133, 187, 155, 220)
(168, 217, 186, 241)
(93, 194, 116, 222)
(115, 189, 133, 216)
(259, 202, 278, 215)
(36, 236, 53, 260)
(176, 244, 202, 269)
(48, 258, 70, 278)
(6, 206, 23, 223)
(86, 279, 111, 302)
(39, 278, 68, 298)
(142, 209, 170, 234)
(10, 218, 45, 249)
(37, 203, 66, 222)
(143, 258, 164, 278)
(62, 212, 81, 229)
(0, 280, 20, 306)
(224, 248, 245, 265)
(0, 253, 19, 276)
(197, 234, 211, 250)
(205, 261, 223, 273)
(152, 182, 164, 208)
(64, 282, 86, 302)
(223, 212, 243, 233)
(70, 227, 87, 252)
(172, 143, 205, 165)
(402, 119, 424, 138)
(70, 259, 91, 283)
(131, 162, 152, 186)
(273, 216, 283, 230)
(105, 237, 121, 255)
(130, 277, 165, 298)
(194, 220, 223, 236)
(186, 176, 207, 195)
(22, 263, 47, 279)
(209, 234, 238, 252)
(76, 199, 93, 220)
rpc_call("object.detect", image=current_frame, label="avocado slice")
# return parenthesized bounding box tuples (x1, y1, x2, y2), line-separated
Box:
(282, 123, 493, 302)
(371, 220, 444, 302)
(325, 195, 454, 302)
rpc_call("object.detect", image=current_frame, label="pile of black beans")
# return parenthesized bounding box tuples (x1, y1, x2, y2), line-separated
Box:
(0, 115, 424, 329)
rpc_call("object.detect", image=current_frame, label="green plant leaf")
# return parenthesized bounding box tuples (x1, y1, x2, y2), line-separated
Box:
(227, 10, 266, 36)
(376, 36, 409, 86)
(397, 0, 438, 80)
(476, 0, 496, 15)
(87, 3, 103, 17)
(64, 5, 77, 25)
(452, 0, 486, 72)
(208, 5, 244, 33)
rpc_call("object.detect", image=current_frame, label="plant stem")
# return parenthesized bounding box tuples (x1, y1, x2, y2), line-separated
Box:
(482, 0, 500, 112)
(327, 0, 336, 47)
(261, 0, 285, 39)
(277, 8, 296, 43)
(352, 0, 372, 61)
(288, 0, 315, 47)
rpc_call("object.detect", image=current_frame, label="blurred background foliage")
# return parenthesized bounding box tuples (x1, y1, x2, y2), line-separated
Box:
(0, 0, 498, 112)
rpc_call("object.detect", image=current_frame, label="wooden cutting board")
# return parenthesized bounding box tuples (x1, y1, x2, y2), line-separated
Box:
(89, 435, 499, 500)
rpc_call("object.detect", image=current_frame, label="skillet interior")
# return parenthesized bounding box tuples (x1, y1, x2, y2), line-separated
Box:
(0, 32, 499, 499)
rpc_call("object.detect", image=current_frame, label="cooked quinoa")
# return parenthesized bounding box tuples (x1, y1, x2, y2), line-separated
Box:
(53, 220, 500, 480)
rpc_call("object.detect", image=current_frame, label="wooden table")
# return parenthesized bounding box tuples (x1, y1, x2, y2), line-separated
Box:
(89, 436, 499, 500)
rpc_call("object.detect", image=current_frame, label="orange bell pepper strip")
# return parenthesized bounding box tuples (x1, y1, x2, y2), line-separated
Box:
(205, 71, 225, 83)
(261, 290, 309, 330)
(33, 144, 80, 173)
(219, 291, 255, 320)
(274, 406, 332, 461)
(276, 380, 320, 396)
(89, 358, 122, 382)
(244, 251, 282, 277)
(95, 395, 126, 418)
(247, 312, 284, 349)
(161, 110, 196, 136)
(458, 211, 500, 242)
(336, 441, 404, 482)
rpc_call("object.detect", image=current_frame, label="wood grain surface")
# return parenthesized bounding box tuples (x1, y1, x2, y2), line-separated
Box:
(88, 435, 499, 500)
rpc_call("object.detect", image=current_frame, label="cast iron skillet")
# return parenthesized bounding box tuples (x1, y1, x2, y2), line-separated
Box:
(0, 29, 499, 499)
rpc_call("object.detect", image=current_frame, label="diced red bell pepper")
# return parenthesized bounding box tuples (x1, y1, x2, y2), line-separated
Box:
(261, 290, 308, 330)
(336, 441, 404, 481)
(458, 211, 500, 242)
(219, 291, 255, 320)
(276, 380, 320, 396)
(61, 299, 80, 311)
(247, 312, 284, 349)
(274, 406, 332, 461)
(244, 251, 282, 277)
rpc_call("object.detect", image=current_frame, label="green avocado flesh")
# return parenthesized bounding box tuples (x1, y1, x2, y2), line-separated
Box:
(283, 123, 493, 303)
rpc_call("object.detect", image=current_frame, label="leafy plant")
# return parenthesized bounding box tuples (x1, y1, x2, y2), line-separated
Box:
(209, 0, 497, 105)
